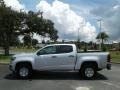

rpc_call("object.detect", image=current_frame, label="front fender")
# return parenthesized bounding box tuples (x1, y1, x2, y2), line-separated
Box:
(13, 57, 35, 70)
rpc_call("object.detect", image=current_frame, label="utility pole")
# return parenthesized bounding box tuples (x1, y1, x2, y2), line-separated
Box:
(77, 24, 81, 49)
(77, 20, 85, 49)
(78, 26, 80, 43)
(97, 19, 102, 51)
(30, 32, 33, 48)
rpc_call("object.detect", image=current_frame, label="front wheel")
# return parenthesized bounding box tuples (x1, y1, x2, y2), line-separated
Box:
(80, 64, 96, 79)
(16, 65, 32, 79)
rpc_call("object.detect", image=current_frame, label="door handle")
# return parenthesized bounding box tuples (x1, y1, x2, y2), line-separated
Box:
(51, 56, 57, 58)
(68, 55, 75, 57)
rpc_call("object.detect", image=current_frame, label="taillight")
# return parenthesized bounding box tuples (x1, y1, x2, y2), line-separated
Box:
(107, 54, 111, 62)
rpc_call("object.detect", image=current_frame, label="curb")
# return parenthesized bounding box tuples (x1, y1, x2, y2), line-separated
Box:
(111, 62, 120, 64)
(0, 62, 9, 65)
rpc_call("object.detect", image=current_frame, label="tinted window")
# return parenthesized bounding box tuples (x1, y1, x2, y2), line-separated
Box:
(37, 46, 56, 55)
(56, 45, 73, 53)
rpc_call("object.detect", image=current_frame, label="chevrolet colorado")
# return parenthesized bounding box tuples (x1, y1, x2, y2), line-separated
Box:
(9, 44, 111, 79)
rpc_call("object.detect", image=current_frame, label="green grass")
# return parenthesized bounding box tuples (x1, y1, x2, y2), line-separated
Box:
(110, 51, 120, 63)
(0, 48, 38, 64)
(0, 54, 11, 63)
(12, 48, 37, 53)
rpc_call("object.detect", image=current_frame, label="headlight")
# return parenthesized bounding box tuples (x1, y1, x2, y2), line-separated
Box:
(11, 57, 16, 61)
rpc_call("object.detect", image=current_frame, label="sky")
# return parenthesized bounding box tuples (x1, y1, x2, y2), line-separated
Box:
(3, 0, 120, 42)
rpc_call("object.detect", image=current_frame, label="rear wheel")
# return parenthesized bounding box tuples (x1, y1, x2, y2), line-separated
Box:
(80, 64, 96, 79)
(16, 64, 32, 79)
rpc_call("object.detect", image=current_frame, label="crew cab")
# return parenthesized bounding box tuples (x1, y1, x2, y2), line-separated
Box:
(9, 44, 111, 79)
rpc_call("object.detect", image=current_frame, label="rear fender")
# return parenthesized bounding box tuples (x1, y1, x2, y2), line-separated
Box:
(75, 56, 100, 70)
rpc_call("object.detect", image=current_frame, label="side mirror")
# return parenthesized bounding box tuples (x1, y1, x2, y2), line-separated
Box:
(36, 49, 46, 55)
(37, 51, 41, 56)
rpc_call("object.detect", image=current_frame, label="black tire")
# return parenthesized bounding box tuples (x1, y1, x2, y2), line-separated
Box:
(16, 64, 32, 79)
(80, 64, 96, 79)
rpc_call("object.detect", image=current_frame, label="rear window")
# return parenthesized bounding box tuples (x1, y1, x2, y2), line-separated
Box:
(56, 45, 73, 53)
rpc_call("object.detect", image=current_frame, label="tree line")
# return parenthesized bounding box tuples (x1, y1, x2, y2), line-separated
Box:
(0, 0, 58, 55)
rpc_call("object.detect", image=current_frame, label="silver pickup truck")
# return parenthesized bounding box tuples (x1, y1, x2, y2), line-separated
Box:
(9, 44, 111, 79)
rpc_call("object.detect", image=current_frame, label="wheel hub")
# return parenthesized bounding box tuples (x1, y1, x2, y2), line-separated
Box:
(85, 68, 94, 78)
(19, 67, 29, 77)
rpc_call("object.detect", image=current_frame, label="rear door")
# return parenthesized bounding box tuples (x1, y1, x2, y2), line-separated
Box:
(54, 45, 76, 70)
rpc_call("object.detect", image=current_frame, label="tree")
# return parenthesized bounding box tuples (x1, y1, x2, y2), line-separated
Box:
(96, 32, 109, 45)
(10, 36, 21, 47)
(77, 38, 81, 49)
(119, 42, 120, 51)
(23, 34, 32, 48)
(0, 1, 59, 55)
(32, 39, 38, 46)
(0, 1, 26, 55)
(0, 0, 5, 7)
(88, 41, 94, 49)
(23, 11, 59, 43)
(96, 32, 109, 51)
(42, 40, 45, 44)
(49, 29, 58, 42)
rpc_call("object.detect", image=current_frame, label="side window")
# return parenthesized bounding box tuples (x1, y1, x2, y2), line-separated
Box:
(37, 46, 56, 55)
(56, 45, 73, 53)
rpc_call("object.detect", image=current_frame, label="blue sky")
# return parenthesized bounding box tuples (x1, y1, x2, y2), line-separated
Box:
(20, 0, 118, 11)
(20, 0, 40, 11)
(18, 0, 120, 41)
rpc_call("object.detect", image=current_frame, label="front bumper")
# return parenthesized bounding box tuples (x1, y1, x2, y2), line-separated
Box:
(9, 65, 13, 71)
(107, 63, 111, 70)
(9, 64, 15, 72)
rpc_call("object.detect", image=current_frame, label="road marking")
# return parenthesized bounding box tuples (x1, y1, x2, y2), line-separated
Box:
(101, 81, 113, 86)
(75, 87, 90, 90)
(100, 81, 120, 89)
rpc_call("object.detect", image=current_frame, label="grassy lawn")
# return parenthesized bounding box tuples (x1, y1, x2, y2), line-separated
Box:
(0, 54, 11, 64)
(0, 48, 38, 63)
(110, 51, 120, 63)
(12, 48, 37, 53)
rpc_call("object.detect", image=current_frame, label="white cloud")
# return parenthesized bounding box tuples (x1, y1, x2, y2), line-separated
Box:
(113, 5, 120, 10)
(3, 0, 26, 12)
(36, 0, 97, 42)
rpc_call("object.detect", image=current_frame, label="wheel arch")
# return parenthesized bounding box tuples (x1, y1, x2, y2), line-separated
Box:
(80, 61, 98, 70)
(15, 61, 33, 71)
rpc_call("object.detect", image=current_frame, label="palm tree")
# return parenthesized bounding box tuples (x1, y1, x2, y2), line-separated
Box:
(96, 32, 109, 45)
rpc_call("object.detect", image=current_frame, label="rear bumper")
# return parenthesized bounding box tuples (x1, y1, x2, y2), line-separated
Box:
(107, 63, 111, 70)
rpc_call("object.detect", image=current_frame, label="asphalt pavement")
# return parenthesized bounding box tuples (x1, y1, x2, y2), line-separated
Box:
(0, 64, 120, 90)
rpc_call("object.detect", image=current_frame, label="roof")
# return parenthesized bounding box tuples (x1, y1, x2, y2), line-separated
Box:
(46, 44, 75, 46)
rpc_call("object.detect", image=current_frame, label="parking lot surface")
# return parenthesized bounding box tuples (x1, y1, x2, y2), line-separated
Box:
(0, 64, 120, 90)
